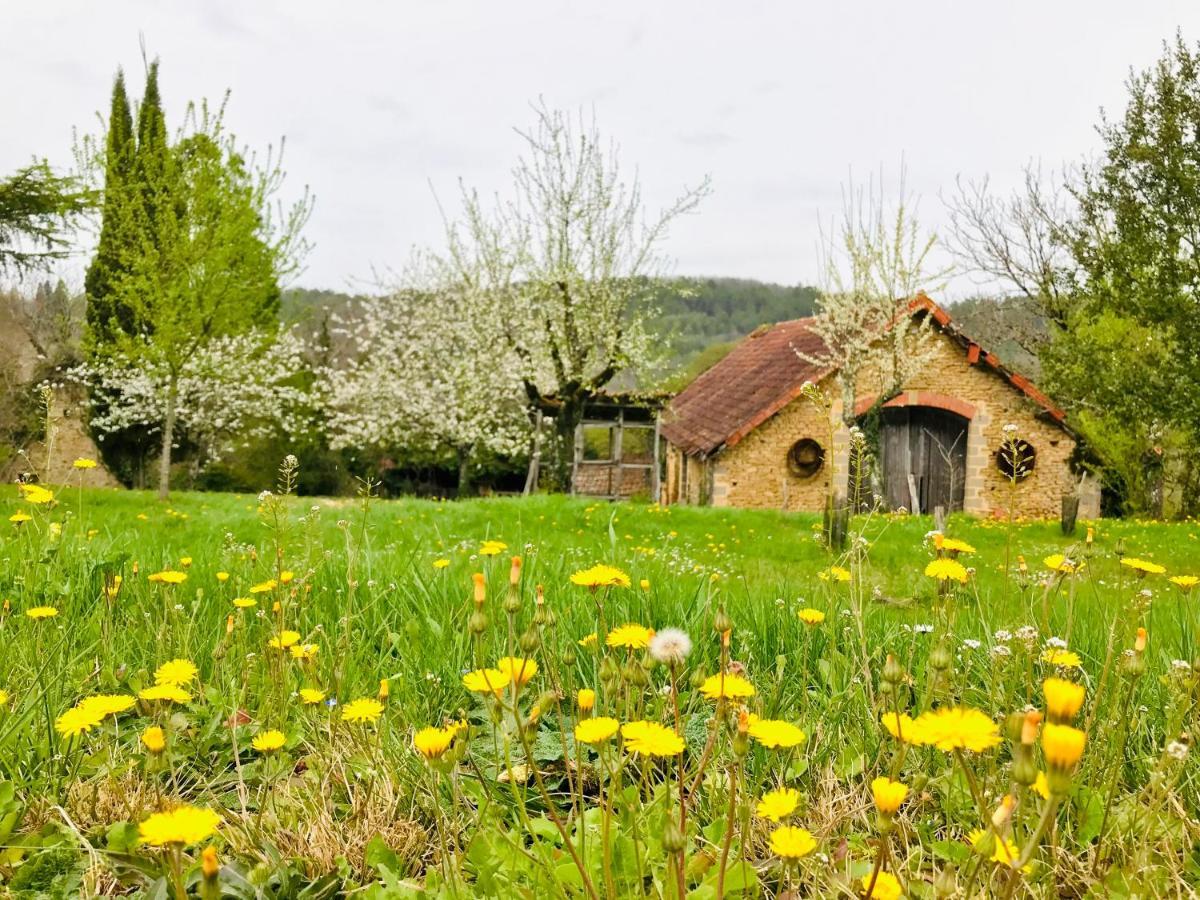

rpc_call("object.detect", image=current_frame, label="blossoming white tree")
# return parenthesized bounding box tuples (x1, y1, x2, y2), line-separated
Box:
(799, 168, 948, 424)
(69, 328, 315, 471)
(433, 103, 710, 490)
(317, 283, 529, 491)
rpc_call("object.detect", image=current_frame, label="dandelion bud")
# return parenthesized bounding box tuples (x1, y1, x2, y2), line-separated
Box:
(713, 607, 732, 635)
(472, 573, 486, 607)
(1004, 711, 1025, 743)
(272, 600, 281, 614)
(721, 629, 731, 650)
(933, 532, 945, 551)
(991, 794, 1014, 831)
(132, 561, 140, 576)
(562, 647, 577, 667)
(625, 661, 648, 687)
(519, 629, 540, 654)
(929, 640, 952, 671)
(662, 817, 686, 854)
(509, 556, 522, 586)
(1043, 723, 1087, 795)
(225, 614, 234, 636)
(1086, 526, 1094, 545)
(882, 653, 905, 685)
(1021, 710, 1042, 745)
(378, 679, 390, 701)
(1043, 678, 1085, 724)
(871, 776, 908, 832)
(909, 773, 929, 793)
(533, 603, 548, 628)
(733, 710, 750, 756)
(1012, 744, 1037, 786)
(934, 864, 957, 898)
(141, 725, 166, 754)
(577, 688, 595, 714)
(689, 668, 707, 691)
(468, 610, 488, 635)
(971, 828, 996, 860)
(1017, 554, 1027, 574)
(503, 590, 522, 616)
(639, 579, 650, 591)
(201, 845, 220, 879)
(1134, 627, 1147, 653)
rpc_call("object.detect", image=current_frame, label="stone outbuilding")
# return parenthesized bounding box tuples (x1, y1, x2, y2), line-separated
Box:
(661, 295, 1099, 519)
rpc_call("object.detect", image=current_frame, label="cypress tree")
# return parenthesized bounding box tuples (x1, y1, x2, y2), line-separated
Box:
(83, 69, 135, 344)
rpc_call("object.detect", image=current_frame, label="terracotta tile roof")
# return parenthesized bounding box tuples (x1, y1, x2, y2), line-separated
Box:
(660, 317, 832, 456)
(661, 295, 1068, 458)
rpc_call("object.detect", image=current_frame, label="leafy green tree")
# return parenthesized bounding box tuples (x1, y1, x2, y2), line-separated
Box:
(80, 79, 311, 497)
(84, 69, 137, 343)
(1046, 33, 1200, 514)
(0, 163, 91, 274)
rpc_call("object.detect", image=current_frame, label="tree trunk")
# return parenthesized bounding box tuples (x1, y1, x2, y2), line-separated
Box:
(543, 399, 581, 493)
(157, 376, 178, 500)
(456, 445, 474, 498)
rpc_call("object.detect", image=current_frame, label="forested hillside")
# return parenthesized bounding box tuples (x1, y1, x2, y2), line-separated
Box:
(282, 277, 820, 378)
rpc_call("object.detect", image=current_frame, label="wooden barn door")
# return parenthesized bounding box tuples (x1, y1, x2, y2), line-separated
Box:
(880, 407, 968, 514)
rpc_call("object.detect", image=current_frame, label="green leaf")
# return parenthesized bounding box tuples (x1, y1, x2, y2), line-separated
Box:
(363, 834, 401, 874)
(105, 821, 140, 854)
(930, 839, 971, 865)
(1072, 786, 1104, 845)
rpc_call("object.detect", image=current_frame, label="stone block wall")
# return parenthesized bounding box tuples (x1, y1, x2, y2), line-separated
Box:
(666, 331, 1095, 520)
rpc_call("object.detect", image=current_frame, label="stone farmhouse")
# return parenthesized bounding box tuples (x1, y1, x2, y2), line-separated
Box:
(660, 295, 1099, 520)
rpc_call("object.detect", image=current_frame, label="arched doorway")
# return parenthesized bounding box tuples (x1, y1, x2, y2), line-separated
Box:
(879, 406, 968, 513)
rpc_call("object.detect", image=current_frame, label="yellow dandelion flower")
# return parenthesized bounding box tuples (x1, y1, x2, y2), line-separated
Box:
(968, 829, 1030, 871)
(268, 630, 301, 650)
(478, 540, 508, 557)
(138, 684, 192, 704)
(571, 564, 632, 589)
(8, 512, 31, 524)
(216, 571, 229, 582)
(138, 806, 221, 847)
(73, 458, 98, 469)
(756, 787, 800, 822)
(908, 707, 1001, 753)
(818, 566, 851, 583)
(574, 717, 620, 745)
(621, 720, 685, 757)
(233, 597, 256, 609)
(1041, 648, 1082, 669)
(249, 579, 278, 593)
(871, 776, 909, 815)
(1042, 677, 1085, 723)
(924, 558, 969, 583)
(606, 623, 653, 649)
(341, 698, 384, 724)
(577, 688, 596, 712)
(769, 825, 816, 860)
(1042, 722, 1087, 772)
(251, 730, 287, 753)
(698, 673, 755, 701)
(413, 726, 456, 760)
(747, 718, 806, 749)
(18, 484, 54, 505)
(860, 871, 902, 900)
(25, 606, 59, 620)
(141, 725, 166, 754)
(578, 632, 598, 647)
(54, 705, 104, 737)
(299, 688, 326, 705)
(496, 656, 537, 686)
(1170, 575, 1199, 590)
(154, 659, 198, 687)
(433, 558, 450, 569)
(462, 668, 511, 695)
(940, 538, 976, 554)
(797, 608, 825, 625)
(289, 643, 319, 661)
(880, 712, 917, 742)
(1121, 557, 1166, 576)
(148, 570, 187, 585)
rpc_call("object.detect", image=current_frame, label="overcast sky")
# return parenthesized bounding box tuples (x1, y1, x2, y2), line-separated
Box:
(6, 1, 1200, 296)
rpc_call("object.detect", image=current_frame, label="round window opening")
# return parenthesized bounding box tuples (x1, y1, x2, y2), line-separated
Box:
(996, 439, 1037, 480)
(787, 438, 825, 479)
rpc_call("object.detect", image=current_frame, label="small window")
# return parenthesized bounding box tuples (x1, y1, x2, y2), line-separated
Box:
(996, 439, 1036, 480)
(621, 426, 655, 464)
(582, 424, 615, 462)
(787, 438, 825, 478)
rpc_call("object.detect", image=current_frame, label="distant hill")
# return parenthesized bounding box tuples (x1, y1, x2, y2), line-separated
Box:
(281, 282, 1048, 387)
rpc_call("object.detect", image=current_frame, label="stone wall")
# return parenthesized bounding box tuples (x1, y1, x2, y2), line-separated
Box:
(667, 331, 1098, 520)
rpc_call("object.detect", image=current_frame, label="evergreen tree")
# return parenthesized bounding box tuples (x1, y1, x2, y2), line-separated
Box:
(84, 68, 136, 344)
